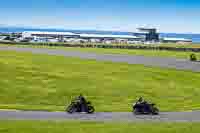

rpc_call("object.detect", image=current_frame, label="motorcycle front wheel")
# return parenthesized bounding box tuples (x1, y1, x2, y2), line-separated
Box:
(152, 107, 159, 115)
(87, 106, 95, 114)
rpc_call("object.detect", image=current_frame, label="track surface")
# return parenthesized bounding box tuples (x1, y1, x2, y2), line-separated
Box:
(0, 46, 200, 72)
(1, 110, 200, 122)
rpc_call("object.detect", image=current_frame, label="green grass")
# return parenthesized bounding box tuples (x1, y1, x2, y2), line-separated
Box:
(2, 42, 200, 48)
(1, 43, 200, 60)
(0, 120, 200, 133)
(0, 50, 200, 112)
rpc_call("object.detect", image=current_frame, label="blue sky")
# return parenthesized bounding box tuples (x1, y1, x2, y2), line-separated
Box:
(0, 0, 200, 33)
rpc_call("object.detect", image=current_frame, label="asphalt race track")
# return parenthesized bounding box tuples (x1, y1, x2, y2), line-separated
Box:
(1, 110, 200, 122)
(0, 46, 200, 72)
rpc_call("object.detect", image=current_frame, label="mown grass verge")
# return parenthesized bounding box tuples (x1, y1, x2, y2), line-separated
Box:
(0, 50, 200, 112)
(0, 120, 200, 133)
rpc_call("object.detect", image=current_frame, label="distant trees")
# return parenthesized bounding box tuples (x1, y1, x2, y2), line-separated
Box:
(190, 53, 197, 61)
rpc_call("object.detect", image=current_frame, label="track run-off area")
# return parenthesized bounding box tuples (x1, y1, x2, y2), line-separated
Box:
(0, 45, 200, 122)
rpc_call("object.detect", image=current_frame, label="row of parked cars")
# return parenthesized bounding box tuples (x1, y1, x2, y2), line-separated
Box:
(66, 95, 159, 115)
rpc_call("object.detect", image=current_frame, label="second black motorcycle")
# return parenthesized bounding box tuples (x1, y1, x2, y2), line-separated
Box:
(66, 95, 95, 114)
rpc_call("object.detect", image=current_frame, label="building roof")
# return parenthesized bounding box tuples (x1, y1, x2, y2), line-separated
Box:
(162, 37, 192, 42)
(23, 31, 78, 36)
(134, 31, 149, 34)
(137, 28, 157, 32)
(79, 34, 142, 39)
(0, 36, 7, 40)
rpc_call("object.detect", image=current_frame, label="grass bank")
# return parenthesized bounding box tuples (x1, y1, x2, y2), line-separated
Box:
(0, 50, 200, 112)
(0, 120, 200, 133)
(1, 43, 200, 60)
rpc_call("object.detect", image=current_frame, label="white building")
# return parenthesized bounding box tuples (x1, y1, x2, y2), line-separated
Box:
(161, 37, 192, 43)
(79, 34, 143, 40)
(22, 31, 79, 38)
(21, 31, 145, 43)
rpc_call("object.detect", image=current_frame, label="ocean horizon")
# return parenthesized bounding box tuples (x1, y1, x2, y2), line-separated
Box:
(0, 27, 200, 43)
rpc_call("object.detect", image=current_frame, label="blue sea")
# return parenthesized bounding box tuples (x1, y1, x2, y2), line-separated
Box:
(0, 27, 200, 43)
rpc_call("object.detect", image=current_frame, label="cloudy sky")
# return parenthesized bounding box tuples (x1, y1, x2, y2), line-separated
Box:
(0, 0, 200, 33)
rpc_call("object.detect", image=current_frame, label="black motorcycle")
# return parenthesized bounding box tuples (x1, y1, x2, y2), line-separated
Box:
(66, 97, 95, 114)
(133, 102, 159, 115)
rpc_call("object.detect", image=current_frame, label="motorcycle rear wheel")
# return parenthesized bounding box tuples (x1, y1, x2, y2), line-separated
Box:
(134, 108, 142, 115)
(66, 104, 77, 113)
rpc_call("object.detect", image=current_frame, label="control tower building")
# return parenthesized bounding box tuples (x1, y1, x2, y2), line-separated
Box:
(136, 28, 159, 42)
